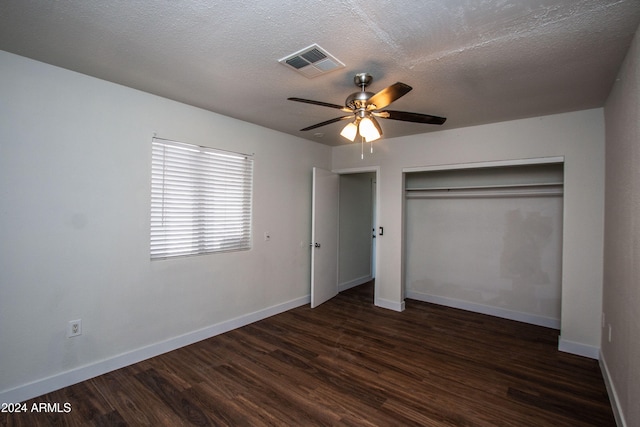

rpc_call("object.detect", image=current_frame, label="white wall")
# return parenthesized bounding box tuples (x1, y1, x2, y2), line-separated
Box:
(602, 24, 640, 427)
(0, 51, 331, 402)
(332, 109, 606, 357)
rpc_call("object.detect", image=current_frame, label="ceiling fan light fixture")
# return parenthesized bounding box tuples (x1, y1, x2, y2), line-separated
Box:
(340, 122, 358, 141)
(359, 117, 381, 142)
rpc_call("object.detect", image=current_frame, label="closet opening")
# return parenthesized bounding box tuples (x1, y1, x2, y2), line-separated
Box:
(403, 159, 564, 328)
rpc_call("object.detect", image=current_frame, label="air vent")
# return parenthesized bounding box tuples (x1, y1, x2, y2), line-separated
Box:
(279, 44, 345, 78)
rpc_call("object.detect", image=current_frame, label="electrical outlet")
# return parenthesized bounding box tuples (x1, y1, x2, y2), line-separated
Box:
(67, 319, 82, 338)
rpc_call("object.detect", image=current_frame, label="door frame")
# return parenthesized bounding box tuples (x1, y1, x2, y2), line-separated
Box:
(333, 166, 381, 301)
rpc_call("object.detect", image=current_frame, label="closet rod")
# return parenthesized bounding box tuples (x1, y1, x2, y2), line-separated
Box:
(405, 182, 563, 192)
(406, 188, 564, 199)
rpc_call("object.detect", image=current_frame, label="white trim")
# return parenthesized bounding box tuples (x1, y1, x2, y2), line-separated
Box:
(375, 297, 405, 312)
(333, 166, 380, 175)
(557, 337, 600, 359)
(599, 351, 627, 427)
(406, 291, 561, 329)
(338, 275, 373, 292)
(402, 156, 565, 173)
(0, 295, 310, 405)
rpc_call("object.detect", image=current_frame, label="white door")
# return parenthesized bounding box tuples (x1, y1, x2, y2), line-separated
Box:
(311, 167, 339, 308)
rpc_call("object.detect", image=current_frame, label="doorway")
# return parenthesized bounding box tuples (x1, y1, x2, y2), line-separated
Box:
(310, 166, 379, 308)
(338, 171, 377, 294)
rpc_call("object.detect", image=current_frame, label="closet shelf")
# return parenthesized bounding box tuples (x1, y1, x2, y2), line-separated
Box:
(405, 182, 564, 199)
(405, 182, 564, 192)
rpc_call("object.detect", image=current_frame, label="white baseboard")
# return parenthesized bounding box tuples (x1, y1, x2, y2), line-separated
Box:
(406, 290, 561, 329)
(338, 275, 373, 292)
(599, 351, 626, 427)
(375, 297, 405, 312)
(557, 338, 600, 359)
(0, 295, 310, 405)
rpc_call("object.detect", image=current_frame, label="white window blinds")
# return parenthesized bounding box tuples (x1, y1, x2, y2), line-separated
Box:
(151, 138, 253, 260)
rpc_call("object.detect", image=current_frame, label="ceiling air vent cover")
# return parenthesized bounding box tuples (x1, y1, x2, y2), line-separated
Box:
(279, 44, 345, 78)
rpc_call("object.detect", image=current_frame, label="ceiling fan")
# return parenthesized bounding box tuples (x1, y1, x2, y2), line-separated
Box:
(288, 73, 446, 143)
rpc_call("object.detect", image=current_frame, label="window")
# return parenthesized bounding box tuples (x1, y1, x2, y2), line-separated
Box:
(150, 137, 253, 259)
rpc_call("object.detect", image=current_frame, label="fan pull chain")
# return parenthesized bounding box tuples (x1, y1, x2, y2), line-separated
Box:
(361, 136, 364, 159)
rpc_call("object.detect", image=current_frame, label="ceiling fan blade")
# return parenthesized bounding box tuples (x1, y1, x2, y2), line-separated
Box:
(288, 97, 351, 112)
(300, 116, 353, 131)
(366, 82, 412, 110)
(376, 110, 447, 125)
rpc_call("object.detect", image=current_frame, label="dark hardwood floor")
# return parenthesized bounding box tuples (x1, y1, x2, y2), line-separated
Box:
(1, 282, 615, 426)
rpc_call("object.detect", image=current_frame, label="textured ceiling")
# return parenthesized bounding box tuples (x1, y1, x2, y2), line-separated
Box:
(1, 0, 639, 146)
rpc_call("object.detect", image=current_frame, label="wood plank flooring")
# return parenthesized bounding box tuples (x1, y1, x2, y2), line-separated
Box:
(1, 282, 615, 426)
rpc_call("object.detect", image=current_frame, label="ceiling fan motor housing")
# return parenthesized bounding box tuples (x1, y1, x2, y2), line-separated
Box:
(346, 73, 375, 110)
(346, 91, 375, 110)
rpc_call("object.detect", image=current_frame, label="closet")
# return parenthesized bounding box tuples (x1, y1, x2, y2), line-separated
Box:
(404, 162, 564, 328)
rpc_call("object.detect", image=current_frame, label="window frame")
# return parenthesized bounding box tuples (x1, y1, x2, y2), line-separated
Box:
(150, 137, 253, 260)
